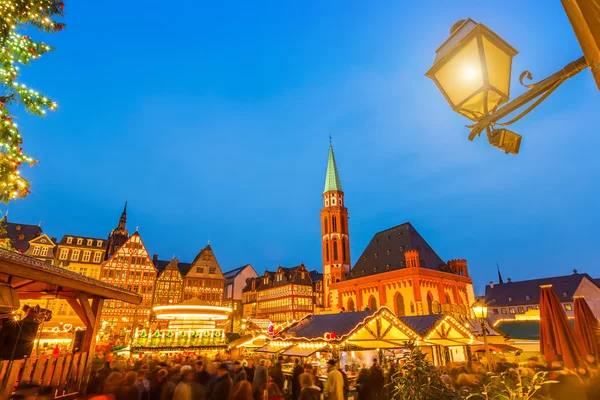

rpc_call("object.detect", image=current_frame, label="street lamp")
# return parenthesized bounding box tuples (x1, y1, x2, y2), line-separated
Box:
(471, 298, 493, 370)
(427, 18, 589, 154)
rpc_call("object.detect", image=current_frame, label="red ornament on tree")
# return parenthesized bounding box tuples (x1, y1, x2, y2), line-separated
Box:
(58, 2, 64, 11)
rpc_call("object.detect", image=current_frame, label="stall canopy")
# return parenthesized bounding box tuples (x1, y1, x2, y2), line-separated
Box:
(401, 315, 476, 346)
(277, 307, 477, 350)
(272, 307, 476, 351)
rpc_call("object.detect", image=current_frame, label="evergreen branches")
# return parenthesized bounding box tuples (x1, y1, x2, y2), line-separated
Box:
(0, 0, 63, 202)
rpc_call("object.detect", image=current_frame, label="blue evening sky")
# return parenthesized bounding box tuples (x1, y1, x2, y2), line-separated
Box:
(5, 1, 599, 294)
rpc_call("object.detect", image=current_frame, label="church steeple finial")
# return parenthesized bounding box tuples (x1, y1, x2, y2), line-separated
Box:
(497, 263, 504, 284)
(324, 141, 343, 194)
(119, 201, 127, 227)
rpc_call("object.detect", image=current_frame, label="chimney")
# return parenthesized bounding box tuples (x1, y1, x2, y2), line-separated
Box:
(489, 281, 494, 289)
(153, 254, 158, 263)
(507, 277, 512, 283)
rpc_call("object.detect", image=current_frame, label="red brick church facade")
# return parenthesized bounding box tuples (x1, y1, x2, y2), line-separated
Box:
(322, 145, 474, 318)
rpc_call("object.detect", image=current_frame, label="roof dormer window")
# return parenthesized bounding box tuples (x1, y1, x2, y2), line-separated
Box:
(15, 225, 21, 231)
(97, 240, 103, 247)
(563, 291, 568, 298)
(264, 278, 269, 285)
(66, 237, 73, 244)
(525, 295, 531, 300)
(508, 297, 513, 302)
(77, 238, 83, 245)
(87, 239, 93, 246)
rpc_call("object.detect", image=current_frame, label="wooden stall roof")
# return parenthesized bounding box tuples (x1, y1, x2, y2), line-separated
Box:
(0, 249, 142, 304)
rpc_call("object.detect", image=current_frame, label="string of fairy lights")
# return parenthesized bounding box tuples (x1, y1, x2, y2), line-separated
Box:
(0, 0, 64, 203)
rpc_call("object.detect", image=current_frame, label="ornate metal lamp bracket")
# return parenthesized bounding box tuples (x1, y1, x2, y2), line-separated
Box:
(467, 55, 589, 140)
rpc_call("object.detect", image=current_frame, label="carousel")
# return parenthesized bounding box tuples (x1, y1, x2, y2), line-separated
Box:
(131, 298, 232, 353)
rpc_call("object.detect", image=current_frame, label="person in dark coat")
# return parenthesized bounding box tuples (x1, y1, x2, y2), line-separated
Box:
(210, 363, 233, 400)
(233, 361, 248, 386)
(292, 359, 304, 400)
(270, 358, 284, 392)
(356, 366, 370, 400)
(253, 360, 268, 400)
(195, 361, 211, 387)
(369, 360, 384, 400)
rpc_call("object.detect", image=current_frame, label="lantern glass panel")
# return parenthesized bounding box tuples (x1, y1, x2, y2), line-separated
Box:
(482, 36, 512, 98)
(433, 38, 483, 109)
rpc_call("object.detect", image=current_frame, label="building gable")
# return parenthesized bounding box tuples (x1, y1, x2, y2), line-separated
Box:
(186, 245, 224, 279)
(102, 232, 157, 273)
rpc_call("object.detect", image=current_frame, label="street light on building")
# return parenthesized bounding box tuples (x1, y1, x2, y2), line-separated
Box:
(427, 18, 591, 155)
(471, 298, 493, 370)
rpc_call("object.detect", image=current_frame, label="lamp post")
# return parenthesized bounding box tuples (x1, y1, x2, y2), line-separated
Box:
(471, 299, 493, 370)
(426, 18, 591, 154)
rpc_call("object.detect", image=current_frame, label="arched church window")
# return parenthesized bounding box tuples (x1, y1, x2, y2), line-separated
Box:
(395, 292, 405, 316)
(325, 241, 330, 262)
(348, 298, 355, 312)
(426, 292, 434, 314)
(342, 238, 347, 262)
(369, 296, 377, 311)
(324, 218, 328, 234)
(410, 302, 415, 314)
(332, 216, 337, 231)
(445, 293, 451, 304)
(333, 239, 339, 261)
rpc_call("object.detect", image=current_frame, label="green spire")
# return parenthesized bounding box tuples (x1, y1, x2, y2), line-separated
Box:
(324, 143, 343, 193)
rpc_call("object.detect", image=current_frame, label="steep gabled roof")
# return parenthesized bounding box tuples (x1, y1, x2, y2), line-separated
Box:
(224, 264, 251, 279)
(187, 244, 223, 279)
(0, 218, 41, 252)
(58, 234, 108, 249)
(484, 273, 596, 306)
(399, 315, 445, 336)
(349, 222, 449, 279)
(280, 310, 375, 339)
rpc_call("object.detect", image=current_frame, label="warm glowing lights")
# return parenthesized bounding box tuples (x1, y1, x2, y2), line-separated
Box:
(0, 0, 63, 201)
(462, 65, 480, 82)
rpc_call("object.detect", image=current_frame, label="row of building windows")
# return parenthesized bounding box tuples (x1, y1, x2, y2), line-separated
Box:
(157, 281, 182, 291)
(195, 266, 217, 274)
(65, 237, 103, 247)
(186, 279, 222, 288)
(183, 292, 221, 302)
(492, 303, 573, 315)
(102, 269, 153, 280)
(111, 256, 150, 266)
(31, 246, 49, 256)
(58, 248, 104, 263)
(161, 270, 182, 279)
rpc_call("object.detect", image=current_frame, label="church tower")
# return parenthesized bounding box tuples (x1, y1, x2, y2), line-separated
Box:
(107, 202, 129, 257)
(320, 143, 350, 308)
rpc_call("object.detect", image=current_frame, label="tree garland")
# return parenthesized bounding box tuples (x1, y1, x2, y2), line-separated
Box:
(0, 0, 64, 202)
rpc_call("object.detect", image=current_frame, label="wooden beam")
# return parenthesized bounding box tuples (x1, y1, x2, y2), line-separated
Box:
(12, 279, 35, 289)
(76, 293, 95, 329)
(0, 250, 141, 304)
(66, 298, 91, 327)
(562, 0, 600, 90)
(79, 296, 104, 394)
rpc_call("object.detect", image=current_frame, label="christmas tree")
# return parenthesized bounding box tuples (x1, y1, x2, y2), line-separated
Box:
(0, 0, 64, 203)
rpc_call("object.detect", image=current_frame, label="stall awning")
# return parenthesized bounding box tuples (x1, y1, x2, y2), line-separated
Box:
(401, 314, 476, 346)
(281, 345, 324, 357)
(229, 334, 266, 349)
(472, 343, 522, 353)
(255, 343, 289, 353)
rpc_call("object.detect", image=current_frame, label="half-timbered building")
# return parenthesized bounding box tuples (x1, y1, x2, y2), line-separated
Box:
(152, 257, 187, 306)
(242, 264, 315, 323)
(100, 232, 157, 336)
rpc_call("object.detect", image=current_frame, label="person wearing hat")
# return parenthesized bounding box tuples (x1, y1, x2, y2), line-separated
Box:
(233, 360, 248, 386)
(210, 363, 233, 400)
(323, 360, 344, 400)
